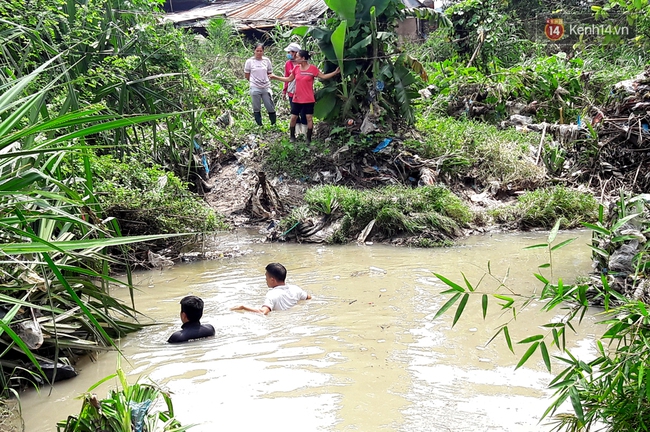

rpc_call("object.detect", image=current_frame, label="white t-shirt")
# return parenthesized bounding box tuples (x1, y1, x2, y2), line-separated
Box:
(244, 56, 272, 89)
(262, 284, 308, 311)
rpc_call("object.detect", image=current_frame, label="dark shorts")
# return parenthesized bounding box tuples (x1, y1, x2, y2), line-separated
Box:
(291, 102, 314, 117)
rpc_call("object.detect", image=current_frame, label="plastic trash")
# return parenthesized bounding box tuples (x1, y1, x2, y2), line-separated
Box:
(372, 138, 393, 153)
(193, 137, 210, 175)
(237, 165, 245, 175)
(376, 80, 385, 91)
(129, 400, 153, 432)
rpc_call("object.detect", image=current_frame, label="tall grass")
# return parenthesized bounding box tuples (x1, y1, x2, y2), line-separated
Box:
(0, 46, 185, 393)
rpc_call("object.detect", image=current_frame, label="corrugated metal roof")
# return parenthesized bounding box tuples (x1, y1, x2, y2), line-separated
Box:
(163, 0, 251, 25)
(165, 0, 426, 29)
(228, 0, 328, 22)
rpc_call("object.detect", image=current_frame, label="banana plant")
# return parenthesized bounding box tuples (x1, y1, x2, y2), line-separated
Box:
(292, 0, 427, 124)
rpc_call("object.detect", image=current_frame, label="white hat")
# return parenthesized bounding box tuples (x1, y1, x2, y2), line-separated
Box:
(284, 42, 301, 52)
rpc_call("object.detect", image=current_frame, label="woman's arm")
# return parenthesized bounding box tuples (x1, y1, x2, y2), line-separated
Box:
(270, 73, 294, 83)
(318, 67, 340, 80)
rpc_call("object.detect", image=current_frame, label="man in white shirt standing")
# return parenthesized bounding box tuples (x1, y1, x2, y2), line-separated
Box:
(231, 263, 311, 315)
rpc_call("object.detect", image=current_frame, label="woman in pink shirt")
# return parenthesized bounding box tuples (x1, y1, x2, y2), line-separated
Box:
(282, 43, 307, 134)
(271, 50, 340, 144)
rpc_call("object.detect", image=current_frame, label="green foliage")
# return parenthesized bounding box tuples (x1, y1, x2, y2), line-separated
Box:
(592, 0, 650, 47)
(81, 155, 226, 234)
(0, 62, 184, 394)
(57, 368, 191, 432)
(432, 196, 650, 431)
(445, 0, 533, 67)
(584, 192, 650, 276)
(492, 186, 599, 229)
(0, 0, 228, 185)
(295, 0, 425, 124)
(418, 46, 646, 124)
(303, 184, 471, 239)
(409, 115, 545, 187)
(265, 138, 331, 178)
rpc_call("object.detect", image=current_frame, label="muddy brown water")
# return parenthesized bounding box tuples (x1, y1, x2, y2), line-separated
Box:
(20, 230, 599, 431)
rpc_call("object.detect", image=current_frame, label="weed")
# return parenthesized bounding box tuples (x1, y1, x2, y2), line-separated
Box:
(410, 115, 545, 188)
(265, 138, 331, 178)
(412, 237, 454, 248)
(302, 184, 471, 241)
(80, 155, 227, 234)
(491, 185, 599, 229)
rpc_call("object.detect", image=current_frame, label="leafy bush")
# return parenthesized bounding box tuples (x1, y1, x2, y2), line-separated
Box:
(303, 184, 471, 239)
(492, 186, 599, 229)
(58, 368, 191, 432)
(87, 155, 227, 234)
(409, 115, 545, 188)
(265, 138, 332, 178)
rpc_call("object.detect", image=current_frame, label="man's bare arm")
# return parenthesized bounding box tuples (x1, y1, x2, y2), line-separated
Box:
(230, 305, 271, 315)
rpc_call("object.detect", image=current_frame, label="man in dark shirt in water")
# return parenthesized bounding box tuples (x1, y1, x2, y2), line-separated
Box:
(167, 295, 215, 343)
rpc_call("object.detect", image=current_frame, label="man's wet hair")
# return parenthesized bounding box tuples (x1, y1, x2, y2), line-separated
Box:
(180, 295, 204, 322)
(265, 263, 287, 282)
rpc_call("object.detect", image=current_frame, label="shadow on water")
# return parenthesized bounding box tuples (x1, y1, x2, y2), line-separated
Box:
(20, 230, 598, 431)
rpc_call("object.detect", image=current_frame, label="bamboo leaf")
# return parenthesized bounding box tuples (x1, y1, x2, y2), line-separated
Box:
(548, 219, 561, 243)
(552, 328, 560, 349)
(551, 238, 576, 251)
(515, 341, 540, 369)
(611, 213, 640, 233)
(540, 342, 551, 372)
(481, 294, 488, 319)
(518, 335, 544, 344)
(452, 293, 469, 327)
(433, 273, 466, 292)
(582, 222, 610, 236)
(461, 273, 474, 292)
(534, 273, 549, 284)
(503, 326, 514, 353)
(523, 243, 548, 250)
(0, 233, 187, 254)
(433, 293, 461, 320)
(569, 387, 585, 425)
(588, 245, 610, 258)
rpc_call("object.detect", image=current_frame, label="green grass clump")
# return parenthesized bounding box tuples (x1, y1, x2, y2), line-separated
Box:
(303, 184, 471, 241)
(492, 185, 599, 229)
(88, 155, 227, 234)
(409, 115, 545, 188)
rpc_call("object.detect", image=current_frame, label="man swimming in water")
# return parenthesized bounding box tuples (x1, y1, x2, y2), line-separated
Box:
(230, 263, 311, 315)
(168, 295, 215, 343)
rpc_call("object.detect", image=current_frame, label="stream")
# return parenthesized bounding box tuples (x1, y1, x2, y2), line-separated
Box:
(20, 230, 598, 431)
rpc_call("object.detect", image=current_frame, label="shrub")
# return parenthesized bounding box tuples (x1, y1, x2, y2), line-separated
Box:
(303, 184, 471, 240)
(83, 155, 227, 234)
(492, 185, 599, 229)
(409, 115, 545, 188)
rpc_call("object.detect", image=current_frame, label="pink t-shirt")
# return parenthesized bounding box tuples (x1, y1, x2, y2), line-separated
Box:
(291, 64, 320, 104)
